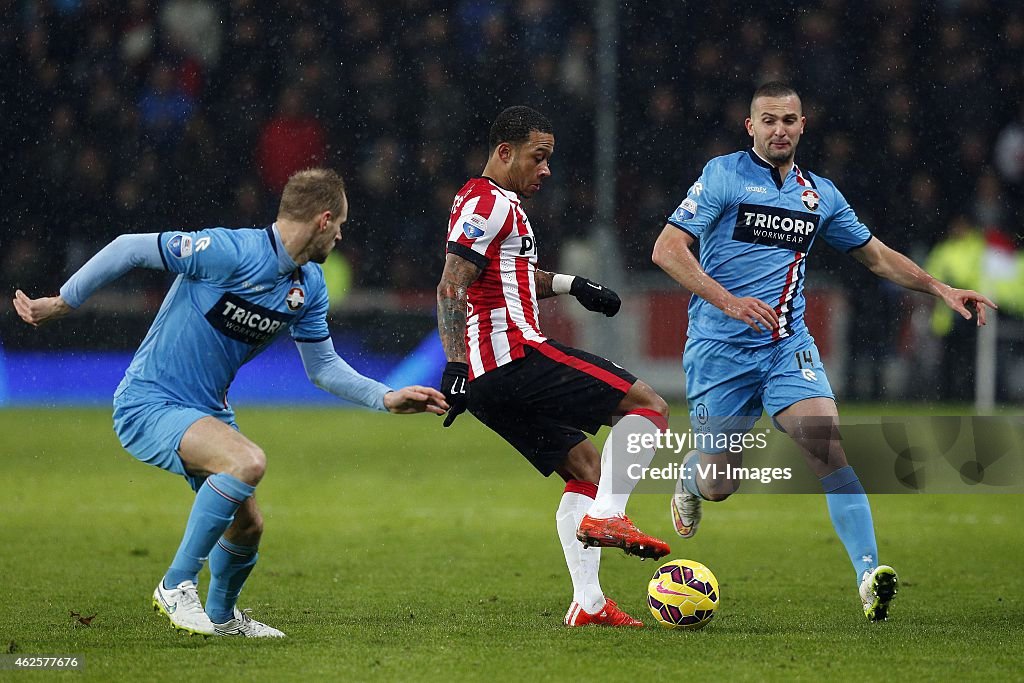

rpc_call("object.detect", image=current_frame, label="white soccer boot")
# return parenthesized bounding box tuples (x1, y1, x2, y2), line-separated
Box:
(671, 477, 703, 538)
(152, 580, 215, 636)
(859, 565, 899, 622)
(213, 607, 286, 637)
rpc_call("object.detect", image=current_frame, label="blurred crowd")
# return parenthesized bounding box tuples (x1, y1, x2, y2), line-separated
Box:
(3, 0, 1022, 397)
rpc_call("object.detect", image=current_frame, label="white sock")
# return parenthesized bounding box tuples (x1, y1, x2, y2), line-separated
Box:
(556, 481, 604, 614)
(586, 411, 664, 519)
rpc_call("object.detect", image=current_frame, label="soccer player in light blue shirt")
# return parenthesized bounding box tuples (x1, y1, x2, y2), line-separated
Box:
(652, 82, 996, 621)
(13, 168, 448, 637)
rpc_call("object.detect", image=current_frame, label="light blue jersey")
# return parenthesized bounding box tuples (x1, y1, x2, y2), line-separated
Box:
(117, 226, 327, 411)
(57, 224, 390, 486)
(668, 149, 871, 347)
(61, 222, 390, 425)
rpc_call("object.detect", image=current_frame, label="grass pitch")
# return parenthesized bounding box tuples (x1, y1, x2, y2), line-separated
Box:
(0, 407, 1021, 681)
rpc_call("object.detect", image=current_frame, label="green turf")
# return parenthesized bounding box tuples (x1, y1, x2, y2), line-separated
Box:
(0, 407, 1021, 681)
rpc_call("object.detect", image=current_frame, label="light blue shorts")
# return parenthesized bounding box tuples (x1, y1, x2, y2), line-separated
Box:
(112, 388, 237, 492)
(683, 331, 834, 453)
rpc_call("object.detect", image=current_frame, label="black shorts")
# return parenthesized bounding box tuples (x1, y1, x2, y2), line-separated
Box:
(468, 340, 637, 476)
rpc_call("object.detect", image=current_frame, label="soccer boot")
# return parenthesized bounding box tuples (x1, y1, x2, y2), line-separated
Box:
(565, 597, 643, 627)
(859, 565, 899, 622)
(212, 607, 286, 637)
(671, 477, 703, 538)
(576, 513, 670, 559)
(152, 579, 215, 636)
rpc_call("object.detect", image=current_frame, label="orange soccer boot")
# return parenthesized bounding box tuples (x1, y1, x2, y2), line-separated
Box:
(576, 513, 670, 559)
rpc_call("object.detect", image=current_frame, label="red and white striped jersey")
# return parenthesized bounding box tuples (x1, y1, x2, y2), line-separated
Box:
(445, 177, 546, 379)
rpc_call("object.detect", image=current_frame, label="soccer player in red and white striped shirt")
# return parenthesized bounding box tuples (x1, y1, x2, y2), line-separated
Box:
(436, 106, 671, 627)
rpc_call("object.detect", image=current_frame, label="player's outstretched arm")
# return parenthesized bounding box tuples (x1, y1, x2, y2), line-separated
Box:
(653, 225, 779, 332)
(851, 237, 997, 326)
(12, 290, 73, 327)
(436, 253, 482, 427)
(15, 233, 164, 327)
(27, 233, 166, 324)
(297, 339, 444, 413)
(537, 269, 621, 316)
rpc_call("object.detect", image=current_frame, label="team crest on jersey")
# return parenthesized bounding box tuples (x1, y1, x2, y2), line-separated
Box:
(286, 286, 305, 311)
(462, 214, 486, 239)
(167, 234, 193, 258)
(801, 189, 820, 211)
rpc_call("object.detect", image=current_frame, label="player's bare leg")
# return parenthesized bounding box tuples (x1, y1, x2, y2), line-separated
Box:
(775, 397, 848, 478)
(777, 397, 896, 619)
(577, 381, 671, 560)
(177, 417, 268, 485)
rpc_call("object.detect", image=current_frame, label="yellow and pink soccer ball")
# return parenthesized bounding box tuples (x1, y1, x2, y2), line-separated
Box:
(647, 559, 720, 630)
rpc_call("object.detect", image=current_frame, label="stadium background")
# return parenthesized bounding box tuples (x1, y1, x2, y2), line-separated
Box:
(1, 0, 1022, 407)
(1, 4, 1023, 679)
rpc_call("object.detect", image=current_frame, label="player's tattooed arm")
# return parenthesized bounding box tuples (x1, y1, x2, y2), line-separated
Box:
(534, 269, 557, 300)
(437, 253, 482, 363)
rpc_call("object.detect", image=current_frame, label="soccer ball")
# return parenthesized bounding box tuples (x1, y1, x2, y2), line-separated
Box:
(647, 559, 720, 630)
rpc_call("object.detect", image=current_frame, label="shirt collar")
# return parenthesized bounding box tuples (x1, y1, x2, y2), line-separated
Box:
(270, 223, 298, 275)
(480, 176, 521, 203)
(746, 148, 785, 190)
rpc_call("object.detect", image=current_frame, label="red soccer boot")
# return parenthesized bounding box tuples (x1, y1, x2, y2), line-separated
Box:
(576, 513, 671, 559)
(565, 598, 643, 627)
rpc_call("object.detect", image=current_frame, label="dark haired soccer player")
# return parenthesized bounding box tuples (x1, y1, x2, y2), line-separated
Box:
(436, 106, 671, 627)
(653, 82, 996, 621)
(14, 169, 447, 637)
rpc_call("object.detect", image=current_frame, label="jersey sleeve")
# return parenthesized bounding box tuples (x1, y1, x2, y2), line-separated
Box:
(296, 338, 391, 411)
(820, 185, 872, 252)
(157, 228, 245, 280)
(666, 159, 729, 240)
(445, 192, 511, 269)
(290, 267, 330, 343)
(59, 233, 164, 308)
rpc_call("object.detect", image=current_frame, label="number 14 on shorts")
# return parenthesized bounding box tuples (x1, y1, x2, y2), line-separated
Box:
(794, 349, 817, 382)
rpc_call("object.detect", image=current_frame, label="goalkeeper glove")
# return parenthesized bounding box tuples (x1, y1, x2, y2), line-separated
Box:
(441, 361, 470, 427)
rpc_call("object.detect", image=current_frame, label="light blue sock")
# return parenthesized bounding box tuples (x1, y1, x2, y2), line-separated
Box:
(163, 473, 255, 589)
(820, 466, 878, 584)
(681, 450, 708, 500)
(206, 538, 258, 623)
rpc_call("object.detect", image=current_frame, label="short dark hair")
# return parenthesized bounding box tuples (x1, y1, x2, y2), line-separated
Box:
(752, 81, 801, 105)
(278, 168, 346, 221)
(488, 106, 553, 149)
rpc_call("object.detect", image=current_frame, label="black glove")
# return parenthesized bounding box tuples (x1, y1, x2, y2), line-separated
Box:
(570, 277, 621, 317)
(440, 361, 470, 427)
